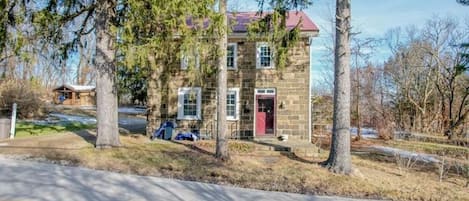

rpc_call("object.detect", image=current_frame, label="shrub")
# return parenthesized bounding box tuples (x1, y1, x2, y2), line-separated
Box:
(377, 117, 394, 140)
(0, 79, 47, 118)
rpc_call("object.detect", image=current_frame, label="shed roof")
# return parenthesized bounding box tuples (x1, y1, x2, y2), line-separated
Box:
(54, 84, 95, 92)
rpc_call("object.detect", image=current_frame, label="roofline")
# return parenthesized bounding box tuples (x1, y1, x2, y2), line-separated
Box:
(172, 30, 319, 39)
(53, 84, 96, 92)
(228, 31, 319, 39)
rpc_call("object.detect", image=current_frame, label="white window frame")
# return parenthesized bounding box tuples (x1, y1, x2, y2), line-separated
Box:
(226, 88, 240, 121)
(255, 88, 276, 95)
(256, 42, 274, 69)
(177, 87, 202, 120)
(227, 43, 237, 70)
(181, 48, 200, 70)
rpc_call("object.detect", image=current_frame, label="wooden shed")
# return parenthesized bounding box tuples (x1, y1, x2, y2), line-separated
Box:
(53, 84, 96, 106)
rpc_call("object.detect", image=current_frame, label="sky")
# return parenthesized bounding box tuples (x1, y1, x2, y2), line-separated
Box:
(63, 1, 468, 88)
(230, 0, 469, 89)
(306, 0, 469, 84)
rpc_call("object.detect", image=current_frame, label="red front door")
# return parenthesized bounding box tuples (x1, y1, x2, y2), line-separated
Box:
(256, 95, 275, 136)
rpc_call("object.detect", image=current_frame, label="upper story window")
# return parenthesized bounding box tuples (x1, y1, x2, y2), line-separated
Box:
(256, 42, 274, 69)
(181, 48, 200, 70)
(177, 87, 202, 120)
(227, 43, 237, 70)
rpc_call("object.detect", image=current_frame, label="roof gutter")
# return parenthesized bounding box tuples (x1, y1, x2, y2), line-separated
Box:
(228, 31, 319, 39)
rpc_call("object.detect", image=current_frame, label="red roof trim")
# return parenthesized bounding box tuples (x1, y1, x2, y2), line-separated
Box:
(228, 11, 319, 33)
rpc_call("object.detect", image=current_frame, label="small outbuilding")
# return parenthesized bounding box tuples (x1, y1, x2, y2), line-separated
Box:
(53, 84, 96, 106)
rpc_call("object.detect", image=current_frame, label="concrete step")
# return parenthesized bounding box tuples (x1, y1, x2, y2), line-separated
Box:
(251, 139, 319, 157)
(254, 144, 290, 152)
(292, 147, 321, 157)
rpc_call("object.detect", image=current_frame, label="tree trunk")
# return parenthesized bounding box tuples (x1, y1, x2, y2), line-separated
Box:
(146, 64, 162, 137)
(215, 0, 229, 161)
(356, 68, 361, 141)
(323, 0, 352, 174)
(6, 54, 15, 78)
(95, 0, 120, 148)
(76, 43, 85, 84)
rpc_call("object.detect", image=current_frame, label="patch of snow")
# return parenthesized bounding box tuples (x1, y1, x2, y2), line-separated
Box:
(49, 113, 97, 125)
(372, 145, 440, 163)
(118, 117, 146, 125)
(33, 113, 146, 126)
(79, 106, 96, 110)
(350, 127, 378, 138)
(118, 107, 147, 115)
(67, 84, 95, 91)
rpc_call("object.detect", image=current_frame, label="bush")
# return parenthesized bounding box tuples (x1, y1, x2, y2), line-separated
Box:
(0, 79, 47, 118)
(377, 117, 395, 140)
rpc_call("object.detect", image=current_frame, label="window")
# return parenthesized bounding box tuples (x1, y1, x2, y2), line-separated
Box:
(181, 48, 200, 70)
(256, 42, 274, 69)
(227, 43, 237, 70)
(177, 87, 202, 120)
(227, 88, 239, 120)
(63, 92, 71, 99)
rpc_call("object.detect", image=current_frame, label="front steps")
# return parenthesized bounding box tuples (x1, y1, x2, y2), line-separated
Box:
(252, 138, 320, 157)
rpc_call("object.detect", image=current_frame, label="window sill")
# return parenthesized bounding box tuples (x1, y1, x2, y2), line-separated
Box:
(177, 116, 201, 120)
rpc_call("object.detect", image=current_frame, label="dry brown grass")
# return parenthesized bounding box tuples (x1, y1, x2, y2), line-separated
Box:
(0, 132, 467, 201)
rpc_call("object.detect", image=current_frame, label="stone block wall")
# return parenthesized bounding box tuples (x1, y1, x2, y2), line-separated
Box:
(152, 37, 311, 140)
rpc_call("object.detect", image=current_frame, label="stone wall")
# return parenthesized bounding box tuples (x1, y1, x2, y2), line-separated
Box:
(153, 37, 311, 140)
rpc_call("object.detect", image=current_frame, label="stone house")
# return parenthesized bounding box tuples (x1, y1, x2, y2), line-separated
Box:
(150, 11, 319, 140)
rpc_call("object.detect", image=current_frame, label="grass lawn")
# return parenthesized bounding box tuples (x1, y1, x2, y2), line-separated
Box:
(2, 132, 467, 201)
(14, 122, 95, 138)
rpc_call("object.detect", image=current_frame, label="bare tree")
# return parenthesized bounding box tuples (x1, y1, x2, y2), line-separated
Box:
(384, 27, 438, 132)
(422, 16, 469, 139)
(457, 0, 469, 5)
(381, 16, 469, 139)
(350, 36, 379, 140)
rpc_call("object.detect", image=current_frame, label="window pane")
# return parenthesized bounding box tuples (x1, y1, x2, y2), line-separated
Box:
(226, 91, 237, 118)
(227, 45, 235, 68)
(259, 45, 272, 68)
(227, 105, 235, 116)
(227, 45, 234, 55)
(183, 93, 197, 116)
(227, 57, 234, 68)
(261, 57, 270, 67)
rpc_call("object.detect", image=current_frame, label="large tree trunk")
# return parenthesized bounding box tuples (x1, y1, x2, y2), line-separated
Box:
(95, 0, 120, 148)
(215, 0, 229, 161)
(146, 64, 162, 137)
(323, 0, 352, 174)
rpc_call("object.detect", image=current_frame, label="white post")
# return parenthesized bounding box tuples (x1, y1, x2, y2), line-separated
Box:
(308, 37, 313, 143)
(9, 103, 17, 139)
